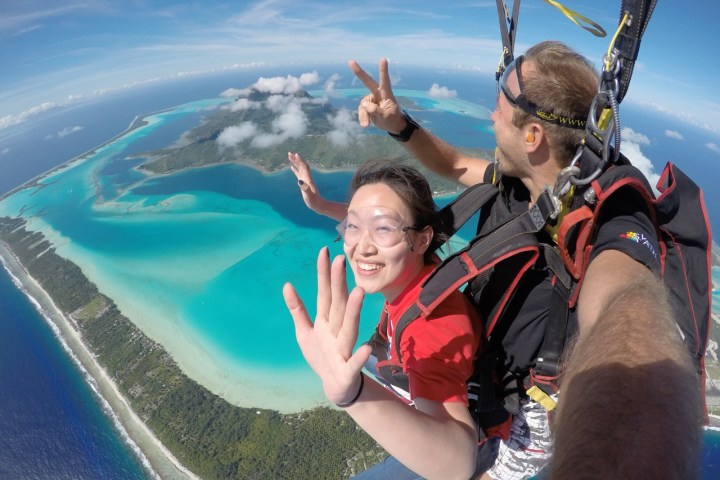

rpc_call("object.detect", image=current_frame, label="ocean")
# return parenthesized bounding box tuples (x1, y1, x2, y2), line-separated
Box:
(0, 65, 718, 477)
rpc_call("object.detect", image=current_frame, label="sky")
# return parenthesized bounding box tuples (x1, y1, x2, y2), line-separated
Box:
(1, 0, 719, 137)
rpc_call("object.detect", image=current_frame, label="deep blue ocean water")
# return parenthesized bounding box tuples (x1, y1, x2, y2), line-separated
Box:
(0, 65, 718, 477)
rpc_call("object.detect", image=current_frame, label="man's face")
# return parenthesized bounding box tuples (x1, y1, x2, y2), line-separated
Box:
(491, 65, 525, 177)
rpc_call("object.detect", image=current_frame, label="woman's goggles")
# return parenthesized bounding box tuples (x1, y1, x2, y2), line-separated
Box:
(336, 207, 419, 248)
(497, 55, 587, 130)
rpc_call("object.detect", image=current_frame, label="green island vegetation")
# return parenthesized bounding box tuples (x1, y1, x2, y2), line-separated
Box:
(2, 83, 717, 479)
(134, 89, 490, 197)
(0, 217, 386, 479)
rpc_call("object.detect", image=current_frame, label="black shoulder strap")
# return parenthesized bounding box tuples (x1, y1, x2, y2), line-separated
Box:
(392, 189, 559, 362)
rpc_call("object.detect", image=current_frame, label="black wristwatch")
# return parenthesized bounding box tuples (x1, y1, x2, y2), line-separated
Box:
(388, 110, 420, 143)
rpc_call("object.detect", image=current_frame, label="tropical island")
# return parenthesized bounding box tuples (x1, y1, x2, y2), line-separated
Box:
(0, 78, 717, 480)
(132, 88, 485, 196)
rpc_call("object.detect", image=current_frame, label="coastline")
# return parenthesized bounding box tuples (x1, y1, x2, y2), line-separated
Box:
(0, 241, 198, 480)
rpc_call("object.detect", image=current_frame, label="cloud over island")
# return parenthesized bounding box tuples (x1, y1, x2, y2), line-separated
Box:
(217, 71, 362, 149)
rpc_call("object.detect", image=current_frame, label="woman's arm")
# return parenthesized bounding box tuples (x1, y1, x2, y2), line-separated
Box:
(283, 248, 478, 480)
(288, 152, 347, 221)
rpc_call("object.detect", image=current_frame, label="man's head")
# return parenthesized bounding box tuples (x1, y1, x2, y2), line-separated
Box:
(504, 41, 599, 165)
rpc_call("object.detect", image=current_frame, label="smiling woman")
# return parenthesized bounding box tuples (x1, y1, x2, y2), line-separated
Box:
(284, 158, 486, 479)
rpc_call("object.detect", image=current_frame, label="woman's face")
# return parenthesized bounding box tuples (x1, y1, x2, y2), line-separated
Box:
(342, 183, 430, 302)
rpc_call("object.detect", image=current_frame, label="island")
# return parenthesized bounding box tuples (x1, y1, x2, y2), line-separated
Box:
(0, 80, 717, 480)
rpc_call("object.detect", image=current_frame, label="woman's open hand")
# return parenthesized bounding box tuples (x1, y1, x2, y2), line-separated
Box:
(283, 247, 371, 405)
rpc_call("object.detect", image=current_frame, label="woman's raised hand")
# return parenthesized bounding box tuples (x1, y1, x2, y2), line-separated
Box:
(288, 152, 324, 213)
(283, 247, 371, 405)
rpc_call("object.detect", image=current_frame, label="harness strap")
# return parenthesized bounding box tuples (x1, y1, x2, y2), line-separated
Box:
(614, 0, 658, 103)
(543, 0, 606, 37)
(391, 189, 559, 362)
(531, 245, 573, 397)
(438, 182, 499, 234)
(495, 0, 521, 79)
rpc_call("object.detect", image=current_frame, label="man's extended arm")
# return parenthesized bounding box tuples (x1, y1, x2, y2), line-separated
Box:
(551, 250, 703, 478)
(349, 59, 491, 187)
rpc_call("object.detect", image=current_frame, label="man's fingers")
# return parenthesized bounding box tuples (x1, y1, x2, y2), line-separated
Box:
(348, 60, 379, 95)
(377, 58, 393, 100)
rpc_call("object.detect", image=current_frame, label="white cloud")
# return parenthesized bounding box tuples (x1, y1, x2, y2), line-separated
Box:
(217, 122, 258, 149)
(324, 73, 341, 97)
(0, 101, 60, 130)
(1, 148, 10, 155)
(58, 125, 84, 137)
(220, 88, 245, 97)
(44, 125, 84, 140)
(622, 127, 651, 146)
(250, 100, 308, 148)
(229, 98, 261, 112)
(664, 129, 684, 140)
(428, 83, 457, 99)
(265, 94, 294, 112)
(706, 142, 720, 154)
(250, 72, 319, 95)
(327, 109, 363, 147)
(620, 127, 660, 191)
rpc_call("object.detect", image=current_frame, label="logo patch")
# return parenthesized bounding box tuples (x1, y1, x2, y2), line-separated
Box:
(620, 231, 658, 260)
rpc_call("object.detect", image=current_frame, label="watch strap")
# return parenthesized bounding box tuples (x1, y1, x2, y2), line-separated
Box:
(388, 110, 420, 142)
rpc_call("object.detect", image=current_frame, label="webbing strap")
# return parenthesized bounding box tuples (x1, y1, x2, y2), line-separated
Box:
(532, 248, 573, 388)
(495, 0, 521, 79)
(543, 0, 606, 37)
(614, 0, 657, 102)
(391, 190, 559, 361)
(438, 182, 499, 235)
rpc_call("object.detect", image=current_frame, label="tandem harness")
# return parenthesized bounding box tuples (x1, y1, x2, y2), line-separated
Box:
(367, 0, 712, 441)
(368, 153, 712, 439)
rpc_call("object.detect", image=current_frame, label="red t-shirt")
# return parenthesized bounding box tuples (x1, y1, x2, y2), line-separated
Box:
(384, 265, 483, 404)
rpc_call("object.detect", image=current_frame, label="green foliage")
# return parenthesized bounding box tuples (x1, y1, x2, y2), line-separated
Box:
(0, 217, 386, 479)
(133, 88, 489, 197)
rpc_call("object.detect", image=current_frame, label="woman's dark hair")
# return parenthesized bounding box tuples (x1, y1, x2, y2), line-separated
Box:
(348, 159, 448, 263)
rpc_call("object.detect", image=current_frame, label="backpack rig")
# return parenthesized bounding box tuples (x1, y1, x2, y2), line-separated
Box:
(367, 0, 713, 441)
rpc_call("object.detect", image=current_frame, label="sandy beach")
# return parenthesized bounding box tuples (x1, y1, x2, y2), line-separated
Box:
(0, 241, 198, 480)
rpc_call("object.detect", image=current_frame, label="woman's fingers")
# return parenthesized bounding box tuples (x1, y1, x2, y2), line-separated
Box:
(337, 286, 364, 350)
(283, 282, 311, 335)
(328, 254, 349, 335)
(315, 247, 332, 323)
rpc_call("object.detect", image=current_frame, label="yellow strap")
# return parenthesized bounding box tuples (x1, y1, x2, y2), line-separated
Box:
(543, 0, 607, 38)
(526, 385, 558, 411)
(605, 11, 631, 70)
(544, 185, 573, 244)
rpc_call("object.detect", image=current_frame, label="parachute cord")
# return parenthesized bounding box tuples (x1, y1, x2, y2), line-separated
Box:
(543, 0, 606, 37)
(605, 12, 631, 71)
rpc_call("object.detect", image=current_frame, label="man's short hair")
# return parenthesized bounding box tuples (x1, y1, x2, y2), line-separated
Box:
(513, 41, 599, 164)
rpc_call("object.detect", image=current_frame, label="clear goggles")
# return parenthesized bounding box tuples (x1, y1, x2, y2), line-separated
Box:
(497, 55, 587, 130)
(335, 206, 420, 248)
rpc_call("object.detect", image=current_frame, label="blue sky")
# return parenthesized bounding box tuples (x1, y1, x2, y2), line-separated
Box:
(1, 0, 718, 137)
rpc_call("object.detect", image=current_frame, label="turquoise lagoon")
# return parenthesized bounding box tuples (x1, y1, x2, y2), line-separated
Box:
(0, 92, 485, 411)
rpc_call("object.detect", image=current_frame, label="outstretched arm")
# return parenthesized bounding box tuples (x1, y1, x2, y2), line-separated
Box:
(551, 250, 703, 479)
(348, 58, 492, 187)
(283, 248, 478, 480)
(287, 152, 347, 221)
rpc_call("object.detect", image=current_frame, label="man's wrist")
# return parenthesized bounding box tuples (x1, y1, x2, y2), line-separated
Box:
(388, 110, 420, 143)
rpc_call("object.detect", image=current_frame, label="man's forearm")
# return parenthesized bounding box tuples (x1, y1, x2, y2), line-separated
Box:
(551, 276, 703, 479)
(401, 127, 490, 187)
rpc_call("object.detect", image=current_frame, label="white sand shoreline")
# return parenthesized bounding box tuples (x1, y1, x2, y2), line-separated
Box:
(0, 241, 199, 480)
